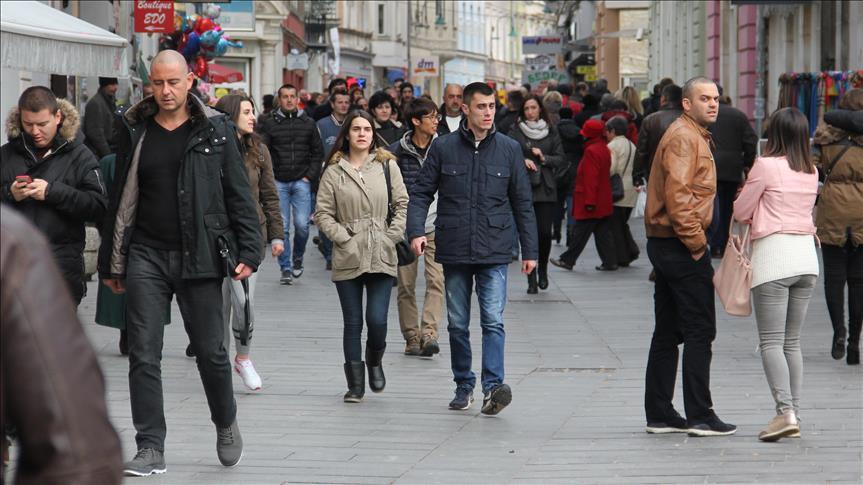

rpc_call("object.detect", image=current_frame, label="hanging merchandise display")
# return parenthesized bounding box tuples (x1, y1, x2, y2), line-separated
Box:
(156, 4, 243, 83)
(777, 70, 863, 136)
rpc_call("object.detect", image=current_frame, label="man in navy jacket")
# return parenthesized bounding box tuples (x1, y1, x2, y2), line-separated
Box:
(407, 82, 538, 415)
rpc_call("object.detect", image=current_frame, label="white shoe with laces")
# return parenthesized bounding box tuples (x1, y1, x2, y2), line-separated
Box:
(234, 358, 262, 390)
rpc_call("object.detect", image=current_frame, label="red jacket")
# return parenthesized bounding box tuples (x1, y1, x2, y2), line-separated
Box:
(601, 110, 638, 145)
(572, 137, 613, 220)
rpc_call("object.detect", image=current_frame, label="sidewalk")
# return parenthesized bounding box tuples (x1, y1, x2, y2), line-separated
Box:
(75, 222, 862, 484)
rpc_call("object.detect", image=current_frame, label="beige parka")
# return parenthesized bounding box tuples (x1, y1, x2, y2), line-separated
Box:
(315, 148, 408, 281)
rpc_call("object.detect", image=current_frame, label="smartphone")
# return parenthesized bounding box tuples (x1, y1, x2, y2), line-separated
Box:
(15, 175, 32, 184)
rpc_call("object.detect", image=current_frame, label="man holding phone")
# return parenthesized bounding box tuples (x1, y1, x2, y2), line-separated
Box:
(407, 82, 538, 415)
(1, 86, 107, 306)
(97, 50, 261, 476)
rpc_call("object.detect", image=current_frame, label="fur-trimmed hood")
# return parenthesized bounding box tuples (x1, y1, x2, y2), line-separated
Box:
(327, 146, 395, 166)
(5, 98, 80, 142)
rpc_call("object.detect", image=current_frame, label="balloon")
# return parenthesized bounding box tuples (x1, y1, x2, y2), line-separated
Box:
(203, 4, 221, 20)
(173, 12, 184, 33)
(176, 33, 188, 54)
(196, 18, 215, 35)
(194, 56, 209, 80)
(212, 37, 243, 57)
(183, 31, 201, 59)
(200, 45, 217, 61)
(184, 14, 199, 34)
(199, 29, 224, 48)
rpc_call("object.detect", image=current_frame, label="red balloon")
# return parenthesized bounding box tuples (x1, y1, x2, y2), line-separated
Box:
(194, 56, 209, 80)
(177, 33, 188, 53)
(196, 18, 215, 34)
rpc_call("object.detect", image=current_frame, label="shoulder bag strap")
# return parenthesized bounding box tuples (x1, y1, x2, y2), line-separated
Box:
(823, 138, 854, 182)
(383, 159, 394, 227)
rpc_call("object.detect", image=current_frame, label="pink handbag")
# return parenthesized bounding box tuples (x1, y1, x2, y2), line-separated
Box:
(713, 222, 752, 316)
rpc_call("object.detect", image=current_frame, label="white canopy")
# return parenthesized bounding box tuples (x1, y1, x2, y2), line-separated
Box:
(1, 1, 128, 77)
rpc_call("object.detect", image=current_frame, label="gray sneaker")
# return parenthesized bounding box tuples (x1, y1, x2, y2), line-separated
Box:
(217, 420, 243, 467)
(124, 448, 166, 477)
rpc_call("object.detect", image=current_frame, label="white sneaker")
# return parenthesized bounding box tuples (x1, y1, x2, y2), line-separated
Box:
(234, 359, 262, 390)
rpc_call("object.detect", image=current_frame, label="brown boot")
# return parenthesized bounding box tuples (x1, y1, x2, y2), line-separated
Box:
(404, 337, 421, 356)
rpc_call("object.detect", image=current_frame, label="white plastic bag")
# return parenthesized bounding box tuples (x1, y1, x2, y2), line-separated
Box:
(634, 187, 647, 218)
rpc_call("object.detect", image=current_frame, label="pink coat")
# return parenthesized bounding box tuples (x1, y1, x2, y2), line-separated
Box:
(733, 156, 818, 240)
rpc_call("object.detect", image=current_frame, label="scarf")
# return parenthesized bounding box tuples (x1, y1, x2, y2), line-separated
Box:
(519, 119, 549, 140)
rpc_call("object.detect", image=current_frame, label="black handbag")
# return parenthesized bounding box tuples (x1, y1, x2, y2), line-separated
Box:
(382, 161, 416, 267)
(216, 235, 252, 346)
(610, 141, 633, 202)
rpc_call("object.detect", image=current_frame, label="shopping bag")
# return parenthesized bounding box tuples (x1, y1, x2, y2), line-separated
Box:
(633, 188, 647, 218)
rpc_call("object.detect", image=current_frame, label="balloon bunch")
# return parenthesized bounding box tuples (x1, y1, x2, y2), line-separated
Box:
(157, 5, 244, 82)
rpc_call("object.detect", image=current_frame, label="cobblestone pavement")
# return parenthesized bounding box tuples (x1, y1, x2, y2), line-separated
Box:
(73, 222, 862, 484)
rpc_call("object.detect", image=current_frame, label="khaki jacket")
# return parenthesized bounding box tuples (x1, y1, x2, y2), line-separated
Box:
(645, 114, 717, 254)
(813, 139, 863, 247)
(315, 148, 408, 281)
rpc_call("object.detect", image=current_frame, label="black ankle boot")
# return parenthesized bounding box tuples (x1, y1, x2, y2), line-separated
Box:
(527, 270, 538, 294)
(832, 334, 846, 360)
(365, 346, 386, 393)
(538, 265, 549, 290)
(848, 344, 860, 365)
(343, 362, 365, 402)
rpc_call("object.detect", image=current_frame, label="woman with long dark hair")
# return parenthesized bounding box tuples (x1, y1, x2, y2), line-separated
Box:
(507, 94, 566, 293)
(734, 107, 819, 441)
(315, 110, 408, 403)
(213, 94, 285, 390)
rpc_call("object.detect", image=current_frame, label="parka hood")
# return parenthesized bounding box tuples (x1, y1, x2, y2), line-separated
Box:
(328, 146, 395, 166)
(5, 98, 81, 142)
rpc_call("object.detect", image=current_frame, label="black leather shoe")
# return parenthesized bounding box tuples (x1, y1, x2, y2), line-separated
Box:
(595, 265, 619, 271)
(527, 271, 538, 294)
(848, 346, 860, 365)
(832, 335, 846, 360)
(538, 267, 549, 290)
(550, 258, 573, 271)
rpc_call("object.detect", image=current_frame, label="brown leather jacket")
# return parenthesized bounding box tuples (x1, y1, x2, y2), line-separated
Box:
(0, 205, 122, 485)
(645, 114, 717, 255)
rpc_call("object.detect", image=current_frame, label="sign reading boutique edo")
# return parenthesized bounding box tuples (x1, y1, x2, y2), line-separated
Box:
(134, 0, 174, 33)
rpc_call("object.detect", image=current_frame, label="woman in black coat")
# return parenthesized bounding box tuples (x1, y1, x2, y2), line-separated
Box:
(508, 94, 566, 294)
(369, 91, 406, 147)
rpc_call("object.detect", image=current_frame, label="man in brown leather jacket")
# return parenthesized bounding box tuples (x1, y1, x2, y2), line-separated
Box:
(643, 77, 738, 438)
(1, 204, 122, 484)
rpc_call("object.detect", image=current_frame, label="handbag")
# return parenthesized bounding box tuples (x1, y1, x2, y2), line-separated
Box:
(382, 160, 416, 267)
(216, 235, 253, 345)
(712, 221, 752, 316)
(610, 142, 633, 202)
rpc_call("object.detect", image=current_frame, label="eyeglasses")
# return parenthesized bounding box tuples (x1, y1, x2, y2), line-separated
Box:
(421, 113, 441, 122)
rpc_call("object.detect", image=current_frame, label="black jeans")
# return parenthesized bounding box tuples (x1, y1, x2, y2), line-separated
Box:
(534, 201, 557, 275)
(610, 206, 639, 266)
(709, 181, 739, 252)
(822, 242, 863, 346)
(125, 244, 236, 451)
(558, 216, 616, 267)
(334, 272, 393, 362)
(645, 237, 717, 424)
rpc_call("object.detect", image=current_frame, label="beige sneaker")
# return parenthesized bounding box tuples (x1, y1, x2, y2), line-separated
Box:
(758, 412, 799, 442)
(404, 337, 421, 356)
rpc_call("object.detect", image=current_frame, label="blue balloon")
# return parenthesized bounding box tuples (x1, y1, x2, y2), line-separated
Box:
(183, 31, 200, 59)
(199, 29, 223, 48)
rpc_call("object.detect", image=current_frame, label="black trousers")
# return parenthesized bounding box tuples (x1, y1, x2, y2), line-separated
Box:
(610, 206, 639, 266)
(125, 244, 236, 451)
(534, 201, 557, 275)
(558, 216, 616, 268)
(709, 181, 739, 252)
(645, 237, 717, 423)
(552, 186, 569, 240)
(822, 242, 863, 346)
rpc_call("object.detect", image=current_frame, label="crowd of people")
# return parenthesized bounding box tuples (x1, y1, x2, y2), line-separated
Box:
(1, 46, 861, 481)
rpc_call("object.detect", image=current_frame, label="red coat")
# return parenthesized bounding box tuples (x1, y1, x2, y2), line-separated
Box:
(572, 137, 613, 220)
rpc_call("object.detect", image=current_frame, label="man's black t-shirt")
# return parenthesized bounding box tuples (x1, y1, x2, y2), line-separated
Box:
(132, 118, 191, 250)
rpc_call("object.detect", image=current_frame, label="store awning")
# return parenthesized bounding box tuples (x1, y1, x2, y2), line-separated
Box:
(0, 0, 128, 77)
(209, 63, 244, 84)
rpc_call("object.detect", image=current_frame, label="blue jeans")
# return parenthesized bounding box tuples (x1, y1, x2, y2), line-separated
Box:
(275, 179, 312, 271)
(334, 273, 393, 362)
(443, 263, 508, 393)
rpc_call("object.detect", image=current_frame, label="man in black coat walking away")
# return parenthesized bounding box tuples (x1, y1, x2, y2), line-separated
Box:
(1, 86, 107, 306)
(83, 77, 120, 159)
(408, 82, 538, 416)
(98, 50, 262, 477)
(707, 95, 758, 257)
(258, 83, 324, 285)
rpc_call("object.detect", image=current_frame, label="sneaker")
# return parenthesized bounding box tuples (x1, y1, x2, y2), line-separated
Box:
(481, 383, 512, 415)
(234, 358, 262, 390)
(420, 336, 440, 357)
(404, 337, 421, 356)
(216, 420, 243, 467)
(646, 413, 688, 434)
(124, 448, 166, 477)
(280, 270, 293, 285)
(687, 415, 737, 437)
(292, 261, 304, 278)
(549, 258, 574, 271)
(758, 412, 799, 442)
(449, 386, 474, 410)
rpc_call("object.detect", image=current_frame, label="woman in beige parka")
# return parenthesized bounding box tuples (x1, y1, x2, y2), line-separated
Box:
(315, 110, 409, 402)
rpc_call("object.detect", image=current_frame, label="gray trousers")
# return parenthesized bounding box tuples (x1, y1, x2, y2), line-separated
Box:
(222, 272, 258, 356)
(751, 274, 817, 414)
